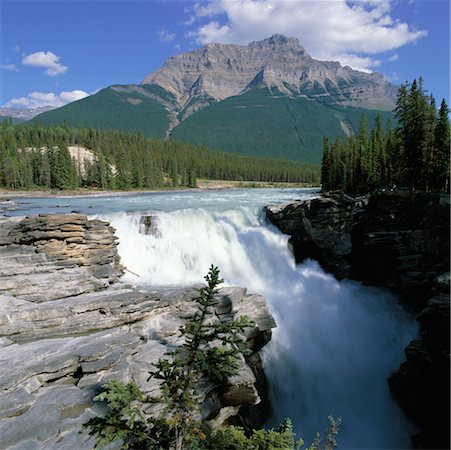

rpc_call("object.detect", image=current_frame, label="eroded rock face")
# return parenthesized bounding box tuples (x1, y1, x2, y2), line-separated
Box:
(142, 34, 397, 113)
(0, 214, 276, 449)
(266, 192, 450, 307)
(351, 193, 450, 307)
(388, 274, 450, 449)
(265, 191, 450, 449)
(0, 214, 124, 302)
(265, 195, 356, 278)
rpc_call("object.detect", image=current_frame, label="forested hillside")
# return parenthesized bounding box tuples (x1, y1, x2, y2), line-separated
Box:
(321, 78, 450, 193)
(171, 88, 393, 163)
(0, 121, 319, 190)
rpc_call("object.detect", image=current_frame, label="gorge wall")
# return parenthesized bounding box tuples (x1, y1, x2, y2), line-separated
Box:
(265, 191, 450, 449)
(0, 214, 276, 449)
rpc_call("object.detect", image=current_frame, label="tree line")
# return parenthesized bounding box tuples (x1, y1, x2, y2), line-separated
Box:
(321, 78, 450, 194)
(0, 122, 320, 190)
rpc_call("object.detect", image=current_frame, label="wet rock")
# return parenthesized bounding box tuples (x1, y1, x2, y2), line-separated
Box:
(265, 194, 355, 278)
(139, 214, 162, 237)
(388, 287, 450, 449)
(266, 192, 450, 307)
(266, 192, 450, 449)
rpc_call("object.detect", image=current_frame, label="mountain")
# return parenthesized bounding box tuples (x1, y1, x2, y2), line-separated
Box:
(1, 106, 56, 121)
(34, 35, 398, 163)
(33, 85, 176, 139)
(143, 34, 397, 113)
(0, 115, 25, 125)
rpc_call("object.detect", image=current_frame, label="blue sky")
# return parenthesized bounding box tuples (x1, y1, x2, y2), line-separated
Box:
(1, 0, 449, 109)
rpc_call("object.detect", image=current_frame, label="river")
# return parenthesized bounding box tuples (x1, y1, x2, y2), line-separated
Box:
(5, 188, 418, 448)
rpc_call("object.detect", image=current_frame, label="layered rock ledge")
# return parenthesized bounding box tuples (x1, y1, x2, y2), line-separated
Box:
(265, 191, 450, 449)
(265, 192, 449, 307)
(0, 214, 276, 449)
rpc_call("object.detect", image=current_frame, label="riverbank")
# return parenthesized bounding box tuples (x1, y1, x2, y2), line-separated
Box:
(0, 180, 319, 199)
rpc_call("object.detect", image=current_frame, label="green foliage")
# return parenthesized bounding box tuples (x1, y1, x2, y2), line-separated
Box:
(321, 78, 450, 193)
(33, 85, 174, 138)
(31, 84, 392, 164)
(84, 266, 341, 450)
(83, 379, 173, 450)
(172, 88, 393, 164)
(84, 266, 251, 449)
(307, 416, 342, 450)
(148, 265, 253, 449)
(199, 418, 300, 450)
(0, 121, 320, 190)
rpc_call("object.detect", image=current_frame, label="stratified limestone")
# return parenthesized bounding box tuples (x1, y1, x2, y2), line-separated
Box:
(142, 34, 397, 113)
(0, 214, 276, 449)
(0, 214, 123, 302)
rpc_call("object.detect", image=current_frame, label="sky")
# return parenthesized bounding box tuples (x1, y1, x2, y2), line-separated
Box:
(1, 0, 449, 110)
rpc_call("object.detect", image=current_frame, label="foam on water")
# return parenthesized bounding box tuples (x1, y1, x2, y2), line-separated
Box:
(102, 190, 418, 448)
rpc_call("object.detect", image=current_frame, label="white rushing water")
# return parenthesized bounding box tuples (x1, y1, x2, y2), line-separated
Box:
(8, 188, 418, 448)
(95, 189, 419, 449)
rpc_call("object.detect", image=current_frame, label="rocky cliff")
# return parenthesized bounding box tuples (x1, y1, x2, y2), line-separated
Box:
(265, 192, 450, 306)
(0, 214, 276, 449)
(143, 34, 397, 113)
(265, 191, 450, 449)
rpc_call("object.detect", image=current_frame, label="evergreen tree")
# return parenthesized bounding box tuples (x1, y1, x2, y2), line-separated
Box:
(149, 266, 252, 450)
(433, 99, 450, 192)
(84, 266, 341, 450)
(321, 77, 449, 194)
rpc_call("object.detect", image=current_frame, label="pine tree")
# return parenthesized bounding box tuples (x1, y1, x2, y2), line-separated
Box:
(149, 266, 252, 450)
(433, 99, 451, 192)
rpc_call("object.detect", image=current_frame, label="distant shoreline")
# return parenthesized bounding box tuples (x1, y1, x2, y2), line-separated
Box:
(0, 180, 319, 199)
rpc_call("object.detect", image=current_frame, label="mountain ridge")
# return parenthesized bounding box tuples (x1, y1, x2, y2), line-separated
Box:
(32, 34, 398, 163)
(142, 34, 397, 115)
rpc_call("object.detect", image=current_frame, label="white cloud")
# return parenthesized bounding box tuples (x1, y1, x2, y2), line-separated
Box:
(157, 28, 176, 43)
(22, 51, 68, 76)
(3, 89, 89, 108)
(2, 63, 18, 72)
(388, 53, 399, 62)
(185, 0, 427, 72)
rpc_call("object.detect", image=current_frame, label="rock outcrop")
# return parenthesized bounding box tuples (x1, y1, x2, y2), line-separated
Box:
(265, 191, 450, 449)
(351, 193, 450, 308)
(0, 214, 276, 449)
(388, 273, 450, 449)
(265, 195, 355, 278)
(266, 192, 450, 307)
(0, 214, 123, 302)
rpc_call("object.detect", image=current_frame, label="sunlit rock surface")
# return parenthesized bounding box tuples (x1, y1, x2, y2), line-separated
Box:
(0, 214, 275, 449)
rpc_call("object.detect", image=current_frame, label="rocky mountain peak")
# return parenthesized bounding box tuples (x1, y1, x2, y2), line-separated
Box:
(140, 34, 397, 113)
(251, 34, 305, 52)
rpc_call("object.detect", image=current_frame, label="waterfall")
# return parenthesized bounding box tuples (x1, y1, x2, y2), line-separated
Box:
(106, 198, 418, 449)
